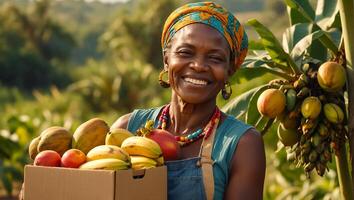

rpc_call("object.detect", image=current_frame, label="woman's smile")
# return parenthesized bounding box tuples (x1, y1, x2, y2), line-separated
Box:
(183, 77, 208, 86)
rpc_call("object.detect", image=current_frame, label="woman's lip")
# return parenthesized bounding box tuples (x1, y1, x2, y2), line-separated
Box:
(183, 77, 209, 85)
(181, 75, 211, 83)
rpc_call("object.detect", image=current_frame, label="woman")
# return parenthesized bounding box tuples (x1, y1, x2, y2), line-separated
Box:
(112, 2, 265, 200)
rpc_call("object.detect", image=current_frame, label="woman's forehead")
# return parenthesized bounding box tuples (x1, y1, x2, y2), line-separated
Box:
(171, 23, 230, 50)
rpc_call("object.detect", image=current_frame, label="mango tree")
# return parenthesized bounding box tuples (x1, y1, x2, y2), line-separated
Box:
(222, 0, 354, 199)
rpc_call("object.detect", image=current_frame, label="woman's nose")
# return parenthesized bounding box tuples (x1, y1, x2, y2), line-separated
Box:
(190, 57, 208, 72)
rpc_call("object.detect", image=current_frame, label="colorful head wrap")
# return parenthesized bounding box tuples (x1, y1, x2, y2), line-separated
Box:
(161, 2, 248, 70)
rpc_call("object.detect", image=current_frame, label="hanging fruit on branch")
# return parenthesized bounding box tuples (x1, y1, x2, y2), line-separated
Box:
(257, 58, 348, 177)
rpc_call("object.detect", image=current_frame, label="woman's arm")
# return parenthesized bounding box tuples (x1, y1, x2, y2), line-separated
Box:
(224, 128, 266, 200)
(110, 113, 132, 130)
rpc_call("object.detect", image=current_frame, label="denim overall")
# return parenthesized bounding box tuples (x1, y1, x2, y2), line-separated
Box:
(127, 106, 252, 200)
(165, 157, 206, 200)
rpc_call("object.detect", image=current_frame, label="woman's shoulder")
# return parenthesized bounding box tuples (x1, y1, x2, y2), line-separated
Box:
(218, 113, 254, 137)
(128, 106, 165, 133)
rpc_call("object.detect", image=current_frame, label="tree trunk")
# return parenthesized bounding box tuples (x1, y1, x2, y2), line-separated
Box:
(338, 0, 354, 197)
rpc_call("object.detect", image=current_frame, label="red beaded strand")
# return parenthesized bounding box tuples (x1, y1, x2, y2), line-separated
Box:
(157, 104, 221, 146)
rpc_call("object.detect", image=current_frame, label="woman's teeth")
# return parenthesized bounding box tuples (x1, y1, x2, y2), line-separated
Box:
(184, 77, 208, 85)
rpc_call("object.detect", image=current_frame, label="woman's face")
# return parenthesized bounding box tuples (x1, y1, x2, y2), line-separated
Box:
(164, 23, 234, 104)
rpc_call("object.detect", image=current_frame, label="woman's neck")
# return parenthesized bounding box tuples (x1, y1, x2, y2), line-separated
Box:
(167, 93, 217, 135)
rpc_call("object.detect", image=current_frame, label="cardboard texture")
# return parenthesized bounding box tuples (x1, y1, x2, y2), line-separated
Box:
(24, 165, 167, 200)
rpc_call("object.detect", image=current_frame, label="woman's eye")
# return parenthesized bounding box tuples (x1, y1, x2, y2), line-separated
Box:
(177, 50, 192, 56)
(209, 56, 223, 62)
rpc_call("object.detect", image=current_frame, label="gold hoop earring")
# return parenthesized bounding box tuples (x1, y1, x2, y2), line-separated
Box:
(222, 82, 232, 100)
(159, 69, 170, 88)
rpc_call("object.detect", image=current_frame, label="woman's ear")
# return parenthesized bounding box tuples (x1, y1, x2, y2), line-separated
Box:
(163, 52, 169, 71)
(227, 63, 236, 77)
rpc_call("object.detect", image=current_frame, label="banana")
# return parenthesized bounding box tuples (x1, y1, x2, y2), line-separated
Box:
(121, 136, 162, 159)
(155, 156, 164, 166)
(79, 158, 130, 170)
(323, 103, 344, 124)
(105, 128, 134, 147)
(86, 145, 130, 163)
(130, 156, 157, 170)
(286, 89, 297, 111)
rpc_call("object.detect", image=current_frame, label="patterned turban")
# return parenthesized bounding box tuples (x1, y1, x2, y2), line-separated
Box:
(161, 1, 248, 70)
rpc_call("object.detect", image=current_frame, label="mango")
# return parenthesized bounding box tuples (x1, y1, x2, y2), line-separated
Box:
(37, 126, 72, 156)
(317, 62, 346, 92)
(28, 136, 41, 160)
(72, 118, 109, 154)
(257, 89, 286, 118)
(301, 97, 321, 119)
(277, 124, 300, 146)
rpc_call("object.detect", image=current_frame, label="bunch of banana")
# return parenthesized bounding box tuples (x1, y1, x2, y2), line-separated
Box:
(105, 128, 134, 147)
(261, 60, 348, 177)
(121, 136, 164, 169)
(130, 156, 164, 170)
(80, 145, 131, 170)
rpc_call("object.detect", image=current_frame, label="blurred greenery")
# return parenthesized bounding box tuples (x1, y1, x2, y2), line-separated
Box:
(0, 0, 342, 199)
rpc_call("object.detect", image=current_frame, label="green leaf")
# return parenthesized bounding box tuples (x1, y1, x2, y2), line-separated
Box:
(285, 0, 315, 24)
(248, 40, 265, 50)
(282, 23, 313, 53)
(247, 19, 301, 75)
(0, 135, 20, 159)
(315, 0, 339, 30)
(291, 30, 339, 59)
(246, 84, 269, 126)
(288, 8, 310, 25)
(222, 86, 264, 119)
(4, 165, 22, 181)
(0, 167, 13, 196)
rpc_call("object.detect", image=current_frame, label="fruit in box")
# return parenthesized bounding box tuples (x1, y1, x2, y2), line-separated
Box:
(72, 118, 109, 154)
(130, 156, 158, 170)
(121, 136, 162, 159)
(29, 136, 41, 160)
(61, 149, 87, 168)
(145, 129, 181, 161)
(137, 120, 181, 161)
(86, 145, 130, 163)
(105, 128, 134, 147)
(79, 158, 130, 170)
(34, 150, 61, 167)
(37, 126, 72, 156)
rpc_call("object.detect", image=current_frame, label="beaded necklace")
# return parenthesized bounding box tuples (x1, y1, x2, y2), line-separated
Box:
(157, 104, 221, 146)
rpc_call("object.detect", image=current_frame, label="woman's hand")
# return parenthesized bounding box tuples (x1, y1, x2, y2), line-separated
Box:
(224, 128, 266, 200)
(19, 183, 24, 200)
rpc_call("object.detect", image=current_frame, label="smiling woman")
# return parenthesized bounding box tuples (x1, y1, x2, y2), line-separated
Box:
(111, 2, 265, 200)
(165, 24, 232, 105)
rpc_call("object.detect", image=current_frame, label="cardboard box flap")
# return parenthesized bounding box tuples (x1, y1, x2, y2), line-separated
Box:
(24, 165, 115, 200)
(115, 166, 167, 200)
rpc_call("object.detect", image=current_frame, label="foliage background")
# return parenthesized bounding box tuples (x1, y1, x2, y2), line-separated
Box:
(0, 0, 340, 199)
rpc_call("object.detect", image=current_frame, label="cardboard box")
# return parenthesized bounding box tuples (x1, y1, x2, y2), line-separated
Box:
(24, 165, 167, 200)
